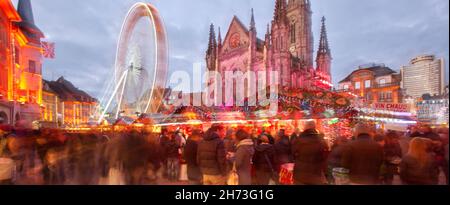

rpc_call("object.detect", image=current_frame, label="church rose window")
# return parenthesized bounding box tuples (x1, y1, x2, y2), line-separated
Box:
(230, 33, 240, 49)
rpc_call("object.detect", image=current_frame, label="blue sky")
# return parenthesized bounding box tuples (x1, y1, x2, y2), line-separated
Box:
(14, 0, 449, 97)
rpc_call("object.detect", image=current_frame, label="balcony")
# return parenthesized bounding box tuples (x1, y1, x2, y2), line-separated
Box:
(373, 82, 400, 88)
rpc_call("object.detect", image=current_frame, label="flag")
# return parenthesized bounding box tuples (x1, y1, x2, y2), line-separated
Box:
(41, 41, 55, 59)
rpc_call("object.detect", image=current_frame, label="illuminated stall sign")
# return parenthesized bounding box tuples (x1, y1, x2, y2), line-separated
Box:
(416, 100, 449, 124)
(374, 103, 410, 113)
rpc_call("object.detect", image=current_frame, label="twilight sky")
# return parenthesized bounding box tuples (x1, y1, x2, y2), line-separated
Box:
(13, 0, 449, 98)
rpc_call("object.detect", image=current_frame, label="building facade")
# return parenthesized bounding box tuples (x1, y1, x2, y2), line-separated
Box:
(401, 55, 445, 99)
(0, 0, 44, 127)
(44, 77, 97, 128)
(338, 64, 403, 104)
(205, 0, 332, 106)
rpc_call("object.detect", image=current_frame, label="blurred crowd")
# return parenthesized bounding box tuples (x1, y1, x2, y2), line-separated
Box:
(0, 122, 448, 185)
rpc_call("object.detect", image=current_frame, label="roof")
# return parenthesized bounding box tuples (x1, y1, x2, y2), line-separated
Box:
(0, 0, 21, 21)
(15, 0, 44, 44)
(339, 65, 397, 83)
(223, 16, 265, 51)
(44, 77, 97, 103)
(42, 80, 55, 93)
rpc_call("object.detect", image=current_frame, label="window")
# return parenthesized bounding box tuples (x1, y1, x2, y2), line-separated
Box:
(365, 80, 371, 88)
(386, 92, 393, 101)
(14, 47, 20, 64)
(379, 79, 386, 85)
(366, 92, 372, 101)
(0, 25, 6, 61)
(379, 92, 385, 101)
(343, 84, 349, 90)
(355, 82, 361, 89)
(291, 23, 296, 44)
(29, 60, 36, 73)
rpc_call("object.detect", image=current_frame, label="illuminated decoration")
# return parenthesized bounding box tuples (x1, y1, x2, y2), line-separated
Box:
(416, 99, 449, 125)
(41, 41, 55, 59)
(98, 2, 168, 124)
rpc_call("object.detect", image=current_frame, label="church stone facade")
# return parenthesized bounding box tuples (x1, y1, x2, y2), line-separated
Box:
(205, 0, 332, 94)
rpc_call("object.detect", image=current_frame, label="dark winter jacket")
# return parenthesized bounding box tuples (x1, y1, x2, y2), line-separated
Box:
(164, 139, 181, 158)
(291, 129, 328, 185)
(253, 143, 277, 173)
(275, 135, 292, 165)
(197, 132, 227, 176)
(327, 144, 347, 168)
(159, 135, 170, 159)
(184, 139, 199, 165)
(183, 139, 202, 181)
(259, 133, 275, 145)
(223, 137, 236, 153)
(400, 155, 439, 185)
(341, 134, 384, 184)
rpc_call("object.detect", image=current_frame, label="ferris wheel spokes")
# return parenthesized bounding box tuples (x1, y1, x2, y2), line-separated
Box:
(98, 69, 129, 124)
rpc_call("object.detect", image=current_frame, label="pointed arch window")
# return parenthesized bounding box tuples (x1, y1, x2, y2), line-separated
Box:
(291, 23, 296, 44)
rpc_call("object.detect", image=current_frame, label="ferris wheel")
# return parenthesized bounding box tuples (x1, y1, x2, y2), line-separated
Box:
(98, 3, 168, 123)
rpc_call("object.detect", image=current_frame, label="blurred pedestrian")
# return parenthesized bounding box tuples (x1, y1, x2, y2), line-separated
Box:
(183, 129, 202, 185)
(422, 125, 448, 185)
(342, 123, 384, 185)
(233, 129, 254, 185)
(292, 121, 328, 185)
(274, 129, 292, 166)
(400, 137, 439, 185)
(253, 135, 277, 185)
(197, 124, 227, 185)
(326, 136, 348, 184)
(382, 132, 402, 185)
(290, 128, 301, 143)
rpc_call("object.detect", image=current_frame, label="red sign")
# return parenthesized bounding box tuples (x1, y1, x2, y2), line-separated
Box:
(374, 103, 409, 112)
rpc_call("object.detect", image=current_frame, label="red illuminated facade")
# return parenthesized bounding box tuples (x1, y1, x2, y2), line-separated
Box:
(0, 0, 44, 127)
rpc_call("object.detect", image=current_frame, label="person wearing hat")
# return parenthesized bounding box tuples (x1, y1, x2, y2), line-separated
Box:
(341, 123, 384, 185)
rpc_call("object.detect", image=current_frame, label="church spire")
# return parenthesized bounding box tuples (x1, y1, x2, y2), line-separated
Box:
(317, 17, 331, 57)
(206, 23, 217, 71)
(218, 27, 222, 45)
(207, 23, 217, 55)
(17, 0, 35, 24)
(265, 24, 271, 45)
(316, 16, 332, 83)
(250, 8, 256, 31)
(273, 0, 287, 24)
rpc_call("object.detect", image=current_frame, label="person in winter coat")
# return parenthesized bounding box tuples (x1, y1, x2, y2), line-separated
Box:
(164, 133, 182, 182)
(382, 132, 403, 185)
(422, 126, 448, 185)
(183, 130, 203, 185)
(290, 128, 301, 144)
(400, 137, 439, 185)
(341, 123, 384, 185)
(259, 128, 275, 145)
(159, 129, 170, 179)
(197, 124, 227, 185)
(223, 128, 236, 174)
(233, 129, 255, 185)
(253, 135, 277, 185)
(326, 136, 348, 184)
(274, 129, 292, 166)
(291, 121, 328, 185)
